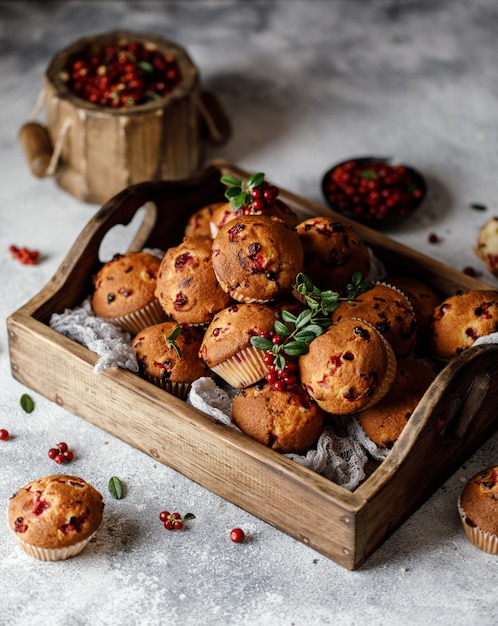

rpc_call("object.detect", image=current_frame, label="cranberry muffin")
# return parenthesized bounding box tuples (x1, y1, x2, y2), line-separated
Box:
(475, 216, 498, 276)
(184, 202, 223, 238)
(458, 466, 498, 554)
(211, 215, 304, 303)
(7, 474, 104, 561)
(231, 382, 324, 454)
(210, 199, 298, 238)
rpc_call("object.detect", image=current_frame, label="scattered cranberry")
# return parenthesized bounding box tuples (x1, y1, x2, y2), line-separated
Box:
(48, 441, 74, 464)
(230, 528, 245, 543)
(67, 40, 182, 108)
(9, 245, 40, 265)
(323, 158, 425, 224)
(264, 348, 299, 391)
(0, 429, 9, 440)
(463, 266, 478, 277)
(428, 233, 441, 244)
(159, 510, 195, 530)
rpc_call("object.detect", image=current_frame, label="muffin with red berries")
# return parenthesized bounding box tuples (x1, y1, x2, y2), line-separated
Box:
(231, 382, 324, 454)
(132, 322, 210, 399)
(199, 302, 280, 388)
(155, 235, 232, 326)
(331, 282, 417, 357)
(430, 289, 498, 360)
(212, 214, 304, 303)
(184, 202, 222, 238)
(458, 465, 498, 554)
(7, 474, 104, 561)
(299, 318, 397, 415)
(91, 251, 165, 334)
(295, 217, 371, 293)
(475, 216, 498, 276)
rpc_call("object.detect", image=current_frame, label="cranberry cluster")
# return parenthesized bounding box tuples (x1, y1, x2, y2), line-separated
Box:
(323, 158, 425, 223)
(67, 40, 182, 108)
(9, 245, 39, 265)
(159, 510, 195, 530)
(48, 441, 74, 464)
(259, 330, 298, 391)
(248, 181, 279, 213)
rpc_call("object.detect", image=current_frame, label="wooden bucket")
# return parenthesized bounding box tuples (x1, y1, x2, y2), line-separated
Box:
(19, 31, 231, 204)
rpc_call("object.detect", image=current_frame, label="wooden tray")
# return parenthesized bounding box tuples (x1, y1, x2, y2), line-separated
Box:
(7, 160, 498, 569)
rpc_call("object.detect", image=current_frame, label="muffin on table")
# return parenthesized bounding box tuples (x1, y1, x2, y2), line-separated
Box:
(458, 466, 498, 554)
(299, 318, 397, 415)
(132, 322, 210, 399)
(211, 214, 304, 303)
(430, 289, 498, 360)
(154, 235, 232, 326)
(199, 302, 280, 389)
(231, 382, 324, 454)
(7, 474, 104, 561)
(294, 217, 371, 293)
(358, 357, 437, 449)
(91, 250, 165, 334)
(331, 282, 417, 357)
(475, 216, 498, 276)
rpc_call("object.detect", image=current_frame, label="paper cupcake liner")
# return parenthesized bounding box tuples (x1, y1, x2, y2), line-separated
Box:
(13, 532, 96, 561)
(112, 298, 167, 335)
(143, 374, 191, 400)
(457, 498, 498, 554)
(211, 344, 269, 389)
(214, 274, 274, 304)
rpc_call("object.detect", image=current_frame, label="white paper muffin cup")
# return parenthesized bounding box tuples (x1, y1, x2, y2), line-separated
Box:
(12, 531, 96, 561)
(457, 497, 498, 554)
(112, 298, 167, 335)
(211, 344, 269, 389)
(143, 374, 191, 400)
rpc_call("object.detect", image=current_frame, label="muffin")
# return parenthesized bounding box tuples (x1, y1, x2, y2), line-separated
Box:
(358, 358, 436, 448)
(7, 474, 104, 561)
(458, 466, 498, 554)
(184, 202, 222, 238)
(475, 217, 498, 276)
(231, 382, 324, 453)
(294, 217, 371, 293)
(91, 251, 165, 334)
(199, 302, 280, 388)
(211, 215, 304, 303)
(210, 199, 298, 238)
(132, 322, 210, 399)
(430, 289, 498, 360)
(331, 282, 417, 357)
(299, 318, 397, 415)
(154, 236, 232, 326)
(386, 275, 441, 339)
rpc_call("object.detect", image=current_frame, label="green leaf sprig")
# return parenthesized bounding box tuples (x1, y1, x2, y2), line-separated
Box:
(220, 172, 265, 211)
(250, 272, 373, 371)
(163, 325, 183, 358)
(20, 393, 35, 414)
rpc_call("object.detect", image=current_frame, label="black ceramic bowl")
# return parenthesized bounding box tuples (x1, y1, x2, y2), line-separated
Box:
(321, 156, 427, 229)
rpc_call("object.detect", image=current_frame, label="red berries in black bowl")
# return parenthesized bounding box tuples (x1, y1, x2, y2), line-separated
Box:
(321, 156, 426, 229)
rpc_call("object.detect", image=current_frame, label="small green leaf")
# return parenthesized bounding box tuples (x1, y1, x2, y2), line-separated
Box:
(470, 203, 487, 211)
(220, 174, 241, 187)
(274, 354, 287, 370)
(305, 324, 326, 336)
(250, 336, 273, 351)
(108, 476, 124, 500)
(296, 310, 313, 328)
(274, 320, 290, 336)
(281, 310, 298, 324)
(136, 61, 154, 73)
(20, 393, 34, 414)
(360, 169, 378, 180)
(283, 341, 309, 356)
(247, 172, 265, 188)
(294, 330, 317, 344)
(168, 326, 182, 343)
(183, 513, 196, 521)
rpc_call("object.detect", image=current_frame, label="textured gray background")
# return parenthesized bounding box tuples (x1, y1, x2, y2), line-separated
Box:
(1, 2, 498, 625)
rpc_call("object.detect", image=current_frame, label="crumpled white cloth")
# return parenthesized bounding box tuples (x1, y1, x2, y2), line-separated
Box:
(49, 297, 139, 374)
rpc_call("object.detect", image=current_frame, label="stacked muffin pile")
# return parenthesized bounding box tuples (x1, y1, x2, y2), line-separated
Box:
(89, 172, 498, 457)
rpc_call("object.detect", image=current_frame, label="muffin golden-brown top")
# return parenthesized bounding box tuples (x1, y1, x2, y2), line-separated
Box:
(92, 251, 161, 319)
(184, 203, 222, 239)
(332, 283, 417, 357)
(460, 466, 498, 536)
(154, 236, 232, 326)
(7, 475, 104, 549)
(132, 322, 209, 383)
(210, 199, 298, 238)
(386, 275, 441, 336)
(299, 318, 396, 415)
(430, 289, 498, 360)
(295, 217, 371, 293)
(211, 215, 304, 303)
(231, 382, 324, 454)
(199, 303, 280, 368)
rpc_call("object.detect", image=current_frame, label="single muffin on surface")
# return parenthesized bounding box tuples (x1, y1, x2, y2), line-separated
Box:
(299, 318, 397, 415)
(132, 322, 210, 399)
(358, 358, 437, 448)
(7, 474, 104, 561)
(458, 466, 498, 554)
(475, 217, 498, 276)
(199, 302, 280, 388)
(92, 251, 165, 334)
(231, 382, 324, 454)
(430, 289, 498, 360)
(331, 282, 417, 357)
(294, 217, 371, 293)
(211, 214, 304, 303)
(154, 236, 232, 326)
(209, 199, 298, 238)
(184, 202, 222, 239)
